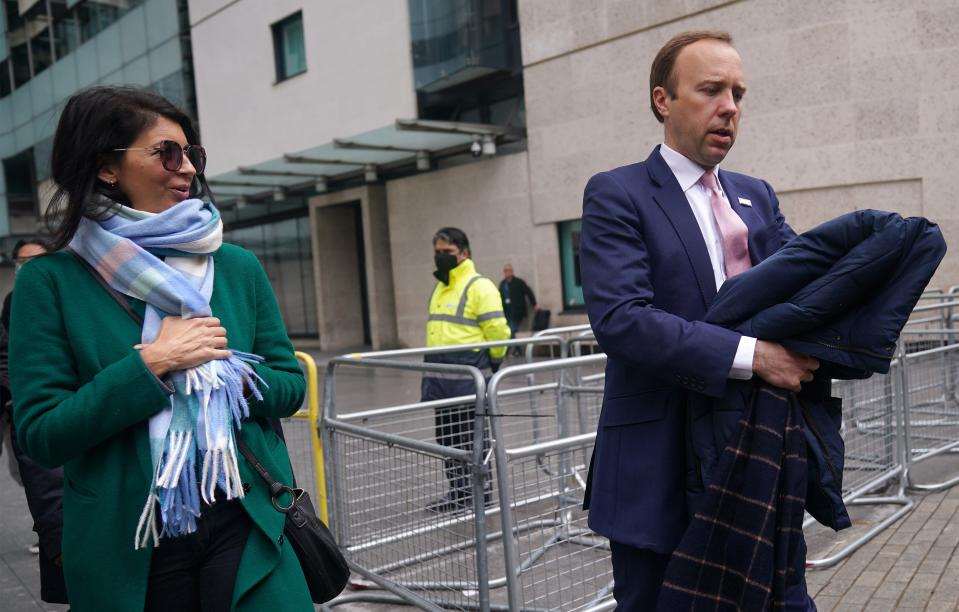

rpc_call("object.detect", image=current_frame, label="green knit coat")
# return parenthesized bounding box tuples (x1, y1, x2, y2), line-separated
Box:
(9, 244, 312, 611)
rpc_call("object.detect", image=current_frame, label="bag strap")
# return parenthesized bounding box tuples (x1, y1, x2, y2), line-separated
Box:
(67, 248, 144, 326)
(234, 431, 286, 496)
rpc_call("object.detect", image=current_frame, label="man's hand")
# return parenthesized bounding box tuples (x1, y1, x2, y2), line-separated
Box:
(752, 340, 819, 392)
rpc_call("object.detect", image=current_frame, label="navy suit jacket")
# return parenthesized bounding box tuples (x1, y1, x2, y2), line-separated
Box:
(581, 146, 795, 553)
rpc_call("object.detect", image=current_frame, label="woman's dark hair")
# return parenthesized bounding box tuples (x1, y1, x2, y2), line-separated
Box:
(433, 227, 471, 257)
(45, 86, 214, 251)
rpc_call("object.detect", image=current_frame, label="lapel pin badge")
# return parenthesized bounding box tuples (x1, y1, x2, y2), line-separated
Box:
(738, 197, 752, 207)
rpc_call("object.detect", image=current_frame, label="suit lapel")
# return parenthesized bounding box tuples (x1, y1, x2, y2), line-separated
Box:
(718, 169, 764, 265)
(646, 147, 716, 307)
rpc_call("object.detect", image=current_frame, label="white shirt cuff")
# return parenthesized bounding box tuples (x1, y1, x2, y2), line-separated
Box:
(729, 336, 757, 380)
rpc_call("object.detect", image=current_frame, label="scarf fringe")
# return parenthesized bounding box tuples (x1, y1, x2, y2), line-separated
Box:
(134, 353, 269, 548)
(134, 467, 161, 550)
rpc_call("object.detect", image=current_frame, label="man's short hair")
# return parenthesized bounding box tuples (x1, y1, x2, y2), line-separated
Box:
(649, 30, 733, 123)
(433, 227, 470, 254)
(12, 238, 48, 260)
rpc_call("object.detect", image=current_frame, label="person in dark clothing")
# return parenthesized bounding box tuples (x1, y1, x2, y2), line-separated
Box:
(498, 264, 538, 337)
(0, 238, 68, 604)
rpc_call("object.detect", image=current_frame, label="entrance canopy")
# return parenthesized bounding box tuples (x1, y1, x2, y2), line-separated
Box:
(206, 118, 526, 205)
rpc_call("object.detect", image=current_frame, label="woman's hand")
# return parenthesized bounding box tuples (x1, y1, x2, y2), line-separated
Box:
(135, 316, 231, 377)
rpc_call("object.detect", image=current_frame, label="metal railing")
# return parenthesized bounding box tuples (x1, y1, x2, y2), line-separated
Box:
(803, 349, 914, 568)
(315, 308, 959, 604)
(804, 299, 959, 568)
(489, 354, 613, 611)
(319, 336, 608, 610)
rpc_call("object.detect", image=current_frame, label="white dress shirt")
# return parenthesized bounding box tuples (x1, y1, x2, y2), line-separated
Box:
(659, 143, 756, 380)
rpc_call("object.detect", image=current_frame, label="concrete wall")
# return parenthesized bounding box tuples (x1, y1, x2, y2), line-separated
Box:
(385, 151, 572, 348)
(188, 0, 418, 175)
(309, 185, 399, 350)
(519, 0, 959, 286)
(311, 202, 365, 349)
(361, 185, 400, 349)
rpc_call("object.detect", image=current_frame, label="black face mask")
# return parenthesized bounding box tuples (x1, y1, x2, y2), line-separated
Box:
(433, 252, 459, 284)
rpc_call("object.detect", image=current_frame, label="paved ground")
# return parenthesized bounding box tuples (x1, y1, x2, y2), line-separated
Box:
(4, 347, 959, 611)
(805, 477, 959, 611)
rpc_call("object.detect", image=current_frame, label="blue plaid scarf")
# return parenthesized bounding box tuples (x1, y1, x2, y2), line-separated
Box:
(69, 198, 266, 549)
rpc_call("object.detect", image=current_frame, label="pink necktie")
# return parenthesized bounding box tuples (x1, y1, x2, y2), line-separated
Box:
(699, 171, 751, 278)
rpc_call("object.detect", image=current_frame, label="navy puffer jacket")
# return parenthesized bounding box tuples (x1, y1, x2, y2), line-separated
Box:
(687, 209, 946, 529)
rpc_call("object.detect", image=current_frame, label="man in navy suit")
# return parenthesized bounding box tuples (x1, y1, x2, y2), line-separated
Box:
(581, 31, 820, 609)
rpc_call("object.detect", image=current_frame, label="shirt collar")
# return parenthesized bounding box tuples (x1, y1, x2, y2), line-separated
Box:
(659, 143, 721, 193)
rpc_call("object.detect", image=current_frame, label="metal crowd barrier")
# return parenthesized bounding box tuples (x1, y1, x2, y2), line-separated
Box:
(803, 351, 914, 568)
(528, 324, 593, 360)
(490, 354, 612, 612)
(315, 310, 959, 599)
(279, 352, 328, 525)
(319, 336, 608, 611)
(804, 299, 959, 567)
(323, 356, 489, 611)
(902, 343, 959, 491)
(897, 299, 959, 491)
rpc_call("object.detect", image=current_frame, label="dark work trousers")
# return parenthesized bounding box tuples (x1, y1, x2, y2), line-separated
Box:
(610, 537, 817, 611)
(145, 497, 253, 612)
(9, 422, 68, 604)
(422, 350, 493, 503)
(423, 376, 490, 501)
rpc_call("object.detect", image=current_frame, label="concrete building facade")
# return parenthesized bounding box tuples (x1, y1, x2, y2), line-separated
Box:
(2, 0, 957, 351)
(189, 0, 531, 350)
(519, 0, 959, 285)
(357, 0, 959, 349)
(189, 0, 418, 176)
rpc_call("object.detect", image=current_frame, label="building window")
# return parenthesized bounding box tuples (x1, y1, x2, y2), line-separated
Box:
(29, 24, 53, 75)
(10, 41, 30, 88)
(224, 208, 318, 338)
(409, 0, 525, 126)
(4, 148, 39, 234)
(0, 60, 11, 98)
(77, 1, 121, 42)
(52, 5, 82, 58)
(558, 220, 584, 311)
(272, 11, 306, 82)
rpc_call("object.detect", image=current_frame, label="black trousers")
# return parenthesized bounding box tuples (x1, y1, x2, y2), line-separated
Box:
(423, 376, 490, 500)
(434, 403, 490, 498)
(145, 498, 252, 612)
(9, 420, 68, 604)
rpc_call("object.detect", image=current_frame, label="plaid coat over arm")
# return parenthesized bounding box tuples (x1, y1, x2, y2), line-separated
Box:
(658, 384, 807, 611)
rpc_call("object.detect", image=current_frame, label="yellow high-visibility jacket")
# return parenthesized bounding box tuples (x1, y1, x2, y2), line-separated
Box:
(426, 259, 510, 361)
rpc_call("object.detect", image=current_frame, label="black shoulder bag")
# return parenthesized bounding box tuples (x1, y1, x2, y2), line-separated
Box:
(69, 249, 350, 603)
(234, 435, 350, 603)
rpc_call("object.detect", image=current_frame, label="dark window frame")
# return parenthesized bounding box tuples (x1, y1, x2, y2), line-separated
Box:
(558, 219, 585, 313)
(271, 10, 306, 84)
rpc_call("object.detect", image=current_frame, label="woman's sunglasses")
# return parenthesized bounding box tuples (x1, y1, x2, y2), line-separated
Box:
(113, 140, 207, 174)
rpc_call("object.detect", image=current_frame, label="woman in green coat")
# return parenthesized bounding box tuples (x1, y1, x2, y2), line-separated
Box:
(9, 87, 313, 611)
